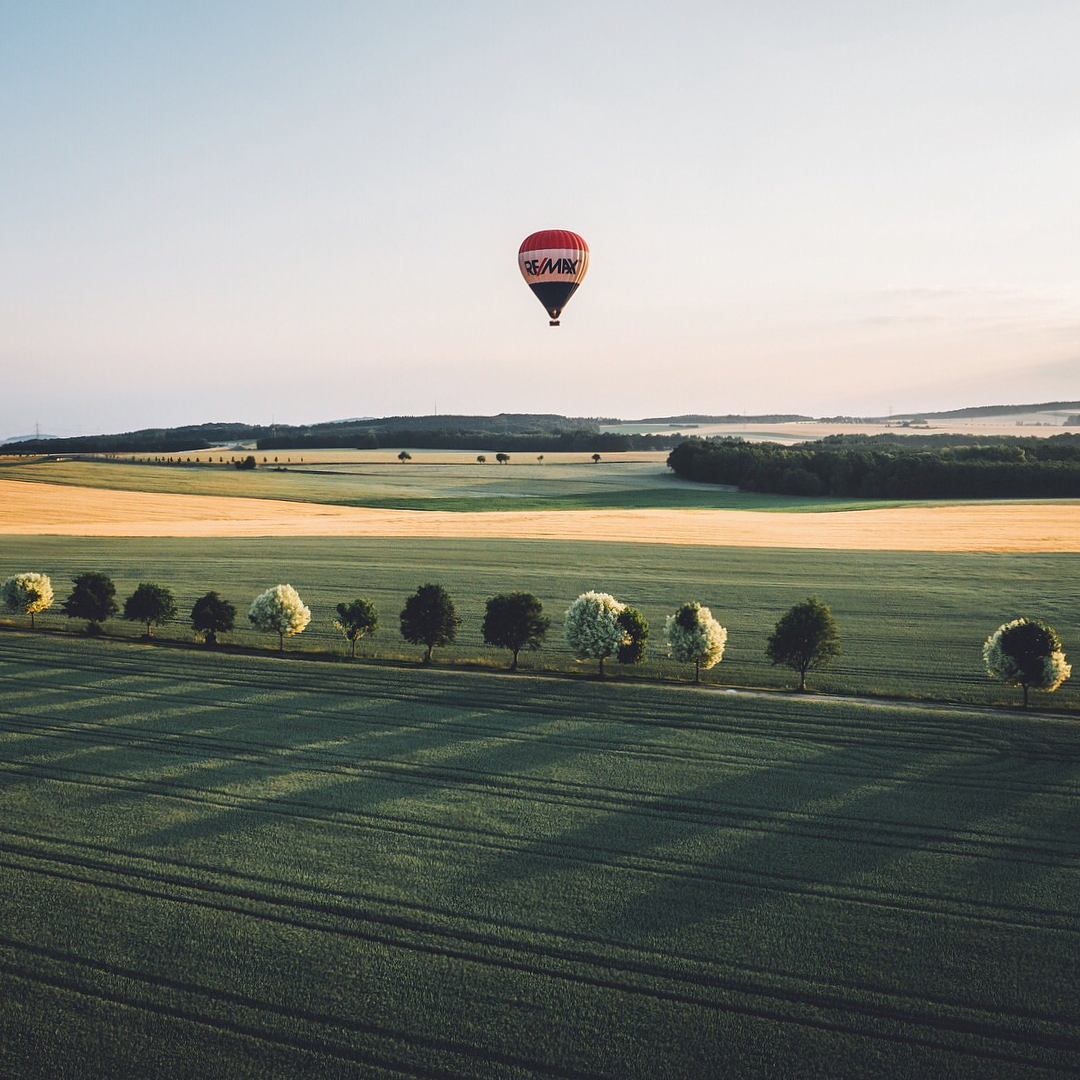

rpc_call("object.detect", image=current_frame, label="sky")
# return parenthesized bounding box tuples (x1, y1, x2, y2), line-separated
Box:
(2, 1, 1079, 437)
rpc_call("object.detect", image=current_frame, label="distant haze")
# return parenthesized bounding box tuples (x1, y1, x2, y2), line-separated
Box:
(2, 1, 1078, 437)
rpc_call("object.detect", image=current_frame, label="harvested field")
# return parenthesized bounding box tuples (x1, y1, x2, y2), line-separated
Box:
(2, 635, 1079, 1078)
(2, 478, 1079, 551)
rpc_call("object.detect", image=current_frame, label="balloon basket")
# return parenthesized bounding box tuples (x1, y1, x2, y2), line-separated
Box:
(549, 320, 560, 327)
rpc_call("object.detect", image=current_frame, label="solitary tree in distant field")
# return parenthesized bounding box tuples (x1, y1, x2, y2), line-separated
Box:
(123, 582, 177, 637)
(335, 597, 379, 658)
(398, 450, 411, 463)
(496, 452, 509, 464)
(984, 618, 1071, 708)
(400, 583, 460, 663)
(1, 572, 54, 628)
(665, 601, 727, 683)
(592, 453, 601, 464)
(565, 591, 628, 676)
(537, 454, 544, 464)
(249, 584, 311, 652)
(766, 596, 840, 691)
(62, 572, 118, 634)
(482, 592, 549, 671)
(477, 455, 486, 463)
(191, 591, 236, 646)
(616, 606, 648, 666)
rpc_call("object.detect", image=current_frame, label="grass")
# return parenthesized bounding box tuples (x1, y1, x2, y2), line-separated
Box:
(1, 535, 1077, 711)
(2, 633, 1079, 1077)
(0, 457, 927, 512)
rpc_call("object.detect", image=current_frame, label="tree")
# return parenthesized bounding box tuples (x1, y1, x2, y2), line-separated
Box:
(592, 453, 601, 464)
(398, 450, 411, 463)
(335, 597, 379, 658)
(983, 618, 1071, 708)
(1, 572, 54, 628)
(765, 596, 840, 691)
(537, 454, 544, 464)
(234, 455, 256, 470)
(616, 606, 648, 666)
(564, 591, 628, 676)
(665, 601, 727, 683)
(482, 592, 549, 671)
(477, 455, 487, 463)
(400, 583, 460, 663)
(249, 584, 311, 652)
(191, 592, 236, 646)
(62, 572, 118, 634)
(123, 582, 177, 637)
(496, 452, 509, 464)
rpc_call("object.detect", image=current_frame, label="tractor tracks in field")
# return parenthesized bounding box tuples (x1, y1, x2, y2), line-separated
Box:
(3, 709, 1080, 868)
(2, 831, 1080, 1075)
(1, 754, 1079, 936)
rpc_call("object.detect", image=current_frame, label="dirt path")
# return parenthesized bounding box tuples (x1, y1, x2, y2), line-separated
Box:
(1, 478, 1078, 552)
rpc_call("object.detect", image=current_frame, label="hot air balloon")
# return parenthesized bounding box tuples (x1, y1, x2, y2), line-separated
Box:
(518, 230, 589, 326)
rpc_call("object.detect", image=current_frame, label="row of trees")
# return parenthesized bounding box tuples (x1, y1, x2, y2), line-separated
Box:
(1, 572, 1071, 703)
(667, 436, 1080, 498)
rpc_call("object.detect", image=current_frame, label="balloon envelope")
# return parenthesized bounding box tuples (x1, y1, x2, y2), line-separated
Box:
(518, 230, 589, 324)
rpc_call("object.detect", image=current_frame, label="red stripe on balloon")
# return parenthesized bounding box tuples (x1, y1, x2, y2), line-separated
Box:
(519, 230, 588, 254)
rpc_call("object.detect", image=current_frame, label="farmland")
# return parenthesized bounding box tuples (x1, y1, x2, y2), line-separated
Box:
(1, 535, 1077, 710)
(1, 453, 912, 512)
(3, 470, 1077, 1077)
(2, 633, 1079, 1077)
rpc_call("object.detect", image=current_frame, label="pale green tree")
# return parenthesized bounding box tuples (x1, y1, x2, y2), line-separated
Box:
(249, 584, 312, 652)
(564, 591, 628, 676)
(1, 572, 54, 628)
(665, 602, 727, 683)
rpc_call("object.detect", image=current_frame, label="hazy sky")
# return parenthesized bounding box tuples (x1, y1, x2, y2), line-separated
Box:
(3, 1, 1079, 436)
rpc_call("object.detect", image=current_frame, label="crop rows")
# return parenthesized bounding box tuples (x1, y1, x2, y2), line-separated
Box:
(2, 635, 1080, 1076)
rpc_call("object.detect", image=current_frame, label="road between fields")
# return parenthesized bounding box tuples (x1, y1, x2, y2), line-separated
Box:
(2, 478, 1079, 552)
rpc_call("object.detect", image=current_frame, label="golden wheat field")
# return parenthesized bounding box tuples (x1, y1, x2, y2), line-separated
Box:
(2, 478, 1078, 552)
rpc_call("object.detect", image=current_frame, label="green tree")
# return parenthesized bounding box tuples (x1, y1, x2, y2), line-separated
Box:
(62, 572, 118, 634)
(234, 455, 256, 470)
(191, 592, 236, 646)
(592, 453, 601, 464)
(400, 583, 460, 663)
(335, 597, 379, 657)
(616, 606, 648, 665)
(482, 592, 549, 671)
(983, 618, 1071, 708)
(765, 596, 841, 691)
(123, 582, 178, 637)
(476, 455, 486, 463)
(495, 452, 509, 464)
(398, 450, 411, 463)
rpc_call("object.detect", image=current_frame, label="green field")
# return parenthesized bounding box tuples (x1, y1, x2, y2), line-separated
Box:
(2, 634, 1079, 1077)
(0, 456, 927, 512)
(1, 536, 1077, 710)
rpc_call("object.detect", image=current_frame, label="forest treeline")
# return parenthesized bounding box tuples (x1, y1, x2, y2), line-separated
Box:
(256, 429, 680, 452)
(667, 434, 1080, 498)
(2, 414, 623, 455)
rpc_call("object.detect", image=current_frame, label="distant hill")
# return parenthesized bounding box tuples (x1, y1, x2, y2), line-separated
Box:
(629, 414, 811, 424)
(1, 432, 59, 444)
(5, 403, 1078, 456)
(0, 414, 609, 455)
(890, 401, 1080, 420)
